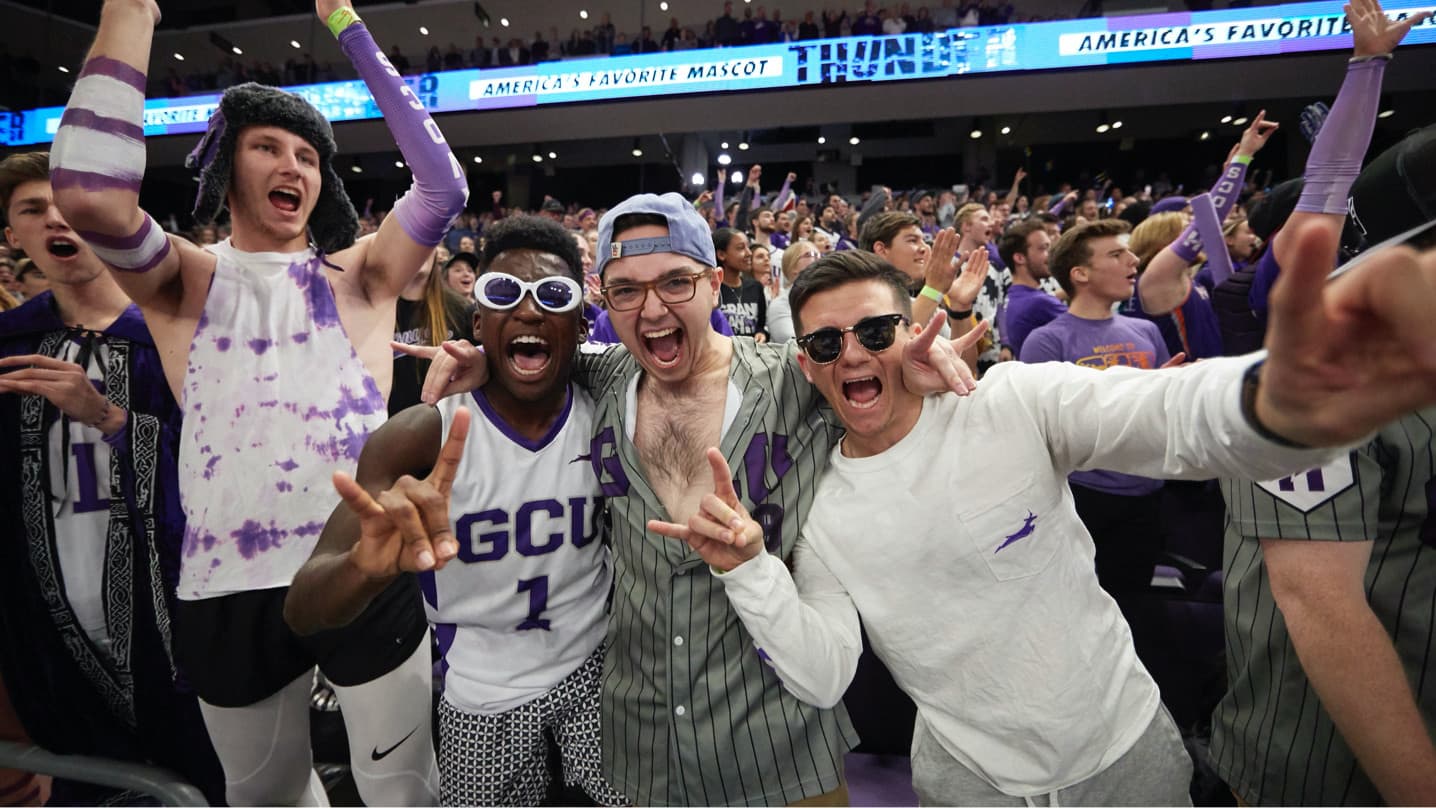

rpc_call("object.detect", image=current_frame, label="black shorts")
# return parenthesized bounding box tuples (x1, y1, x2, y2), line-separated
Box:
(173, 576, 428, 708)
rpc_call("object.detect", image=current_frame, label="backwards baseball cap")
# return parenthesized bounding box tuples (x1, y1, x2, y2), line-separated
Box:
(1150, 196, 1189, 214)
(594, 192, 717, 276)
(185, 83, 359, 254)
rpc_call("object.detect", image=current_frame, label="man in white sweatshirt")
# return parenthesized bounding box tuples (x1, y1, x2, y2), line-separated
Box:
(647, 221, 1436, 805)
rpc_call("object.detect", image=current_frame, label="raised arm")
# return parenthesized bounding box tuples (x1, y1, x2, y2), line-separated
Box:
(322, 0, 469, 299)
(1003, 167, 1027, 211)
(1138, 113, 1276, 314)
(283, 403, 457, 635)
(50, 0, 201, 313)
(769, 172, 796, 212)
(732, 165, 760, 233)
(1275, 0, 1427, 269)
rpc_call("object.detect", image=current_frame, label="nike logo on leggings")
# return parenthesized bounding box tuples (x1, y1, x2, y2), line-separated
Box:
(371, 725, 419, 762)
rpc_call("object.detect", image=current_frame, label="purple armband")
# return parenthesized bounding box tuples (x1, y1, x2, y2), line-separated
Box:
(338, 23, 468, 246)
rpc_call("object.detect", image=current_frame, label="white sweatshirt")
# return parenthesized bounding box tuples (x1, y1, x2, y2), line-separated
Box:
(716, 356, 1344, 797)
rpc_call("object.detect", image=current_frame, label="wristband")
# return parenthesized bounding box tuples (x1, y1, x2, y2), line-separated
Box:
(1348, 53, 1393, 63)
(1240, 361, 1312, 449)
(918, 285, 944, 302)
(326, 7, 361, 38)
(1231, 154, 1254, 166)
(947, 306, 973, 320)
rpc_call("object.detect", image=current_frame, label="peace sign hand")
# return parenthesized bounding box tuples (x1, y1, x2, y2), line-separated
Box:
(648, 448, 765, 572)
(1346, 0, 1430, 57)
(335, 407, 471, 578)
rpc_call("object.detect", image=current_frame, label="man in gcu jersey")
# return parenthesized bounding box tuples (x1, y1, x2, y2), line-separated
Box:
(50, 0, 467, 803)
(286, 216, 628, 808)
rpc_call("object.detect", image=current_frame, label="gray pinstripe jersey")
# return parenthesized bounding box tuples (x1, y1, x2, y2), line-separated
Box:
(576, 337, 857, 806)
(1212, 407, 1436, 806)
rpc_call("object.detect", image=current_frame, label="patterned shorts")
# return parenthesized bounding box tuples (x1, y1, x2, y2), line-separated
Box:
(438, 645, 630, 807)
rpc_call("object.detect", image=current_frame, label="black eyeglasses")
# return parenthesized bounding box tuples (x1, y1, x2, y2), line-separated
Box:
(600, 269, 711, 312)
(796, 313, 910, 364)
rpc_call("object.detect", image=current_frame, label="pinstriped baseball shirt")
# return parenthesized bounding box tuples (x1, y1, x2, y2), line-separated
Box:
(576, 337, 857, 806)
(1213, 407, 1436, 805)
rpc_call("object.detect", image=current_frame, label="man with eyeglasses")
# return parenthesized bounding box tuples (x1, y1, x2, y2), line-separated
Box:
(650, 228, 1436, 804)
(286, 215, 629, 807)
(411, 192, 981, 805)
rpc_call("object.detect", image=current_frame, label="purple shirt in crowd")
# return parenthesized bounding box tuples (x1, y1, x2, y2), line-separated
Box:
(1020, 311, 1169, 497)
(1121, 278, 1225, 361)
(1000, 283, 1066, 358)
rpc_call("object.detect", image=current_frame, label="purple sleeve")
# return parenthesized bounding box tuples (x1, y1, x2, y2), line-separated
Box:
(338, 22, 468, 247)
(1295, 58, 1386, 215)
(710, 307, 734, 336)
(588, 309, 619, 343)
(1049, 195, 1071, 216)
(770, 177, 794, 212)
(1249, 247, 1282, 314)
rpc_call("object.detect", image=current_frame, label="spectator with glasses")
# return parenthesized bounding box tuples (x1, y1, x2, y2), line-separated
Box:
(287, 215, 629, 807)
(650, 226, 1436, 804)
(766, 239, 823, 343)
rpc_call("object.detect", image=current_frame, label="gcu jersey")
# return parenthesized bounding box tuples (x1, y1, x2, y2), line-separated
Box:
(426, 386, 611, 715)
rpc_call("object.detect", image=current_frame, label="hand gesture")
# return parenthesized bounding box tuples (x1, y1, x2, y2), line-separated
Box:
(947, 243, 989, 311)
(1346, 0, 1429, 58)
(747, 164, 763, 188)
(391, 339, 490, 404)
(1255, 220, 1436, 446)
(924, 228, 959, 292)
(491, 189, 503, 203)
(647, 449, 764, 572)
(1234, 110, 1279, 160)
(786, 171, 798, 184)
(901, 312, 989, 396)
(335, 407, 470, 577)
(0, 354, 120, 432)
(1159, 352, 1188, 369)
(1299, 102, 1330, 144)
(315, 0, 353, 24)
(1013, 167, 1027, 186)
(696, 189, 714, 206)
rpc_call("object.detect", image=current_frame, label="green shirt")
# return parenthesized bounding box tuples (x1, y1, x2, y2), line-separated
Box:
(577, 337, 857, 805)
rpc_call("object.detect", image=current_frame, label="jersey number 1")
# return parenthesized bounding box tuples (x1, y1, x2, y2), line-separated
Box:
(516, 576, 551, 631)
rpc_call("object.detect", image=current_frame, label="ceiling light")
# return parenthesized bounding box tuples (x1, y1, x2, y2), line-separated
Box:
(632, 147, 644, 157)
(1220, 114, 1232, 124)
(1095, 123, 1110, 133)
(500, 17, 510, 26)
(1000, 125, 1011, 135)
(817, 135, 826, 144)
(691, 172, 705, 186)
(1232, 116, 1248, 126)
(731, 170, 743, 184)
(717, 153, 732, 165)
(290, 40, 302, 48)
(419, 26, 429, 35)
(394, 160, 405, 168)
(1199, 130, 1211, 141)
(58, 65, 69, 73)
(849, 136, 860, 145)
(580, 9, 589, 18)
(473, 156, 483, 164)
(660, 1, 669, 9)
(532, 154, 543, 162)
(1111, 120, 1123, 129)
(738, 142, 749, 150)
(174, 52, 185, 61)
(1378, 108, 1395, 118)
(720, 141, 729, 149)
(351, 165, 362, 173)
(547, 150, 557, 159)
(970, 127, 982, 139)
(232, 46, 244, 55)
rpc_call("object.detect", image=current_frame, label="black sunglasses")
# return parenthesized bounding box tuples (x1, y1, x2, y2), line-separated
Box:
(796, 313, 910, 364)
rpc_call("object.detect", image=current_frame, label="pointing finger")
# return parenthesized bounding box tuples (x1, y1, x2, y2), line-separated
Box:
(706, 447, 741, 506)
(426, 406, 471, 496)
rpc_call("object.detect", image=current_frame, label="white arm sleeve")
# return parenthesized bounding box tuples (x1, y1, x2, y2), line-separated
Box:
(715, 543, 862, 709)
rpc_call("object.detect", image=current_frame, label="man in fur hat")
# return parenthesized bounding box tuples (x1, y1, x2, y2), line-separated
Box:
(49, 0, 468, 804)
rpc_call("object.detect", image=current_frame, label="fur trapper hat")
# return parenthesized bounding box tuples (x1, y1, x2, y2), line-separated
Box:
(185, 83, 359, 254)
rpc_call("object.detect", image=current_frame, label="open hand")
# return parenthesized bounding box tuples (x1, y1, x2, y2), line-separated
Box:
(647, 448, 764, 572)
(336, 407, 470, 577)
(924, 228, 959, 292)
(1347, 0, 1430, 57)
(947, 243, 989, 310)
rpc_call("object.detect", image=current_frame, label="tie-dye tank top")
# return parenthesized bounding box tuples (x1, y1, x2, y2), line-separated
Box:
(177, 240, 385, 600)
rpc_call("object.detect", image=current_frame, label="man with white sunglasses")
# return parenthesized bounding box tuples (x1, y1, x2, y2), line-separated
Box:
(285, 215, 629, 807)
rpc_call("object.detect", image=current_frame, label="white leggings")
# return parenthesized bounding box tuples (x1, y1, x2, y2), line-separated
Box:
(197, 640, 439, 806)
